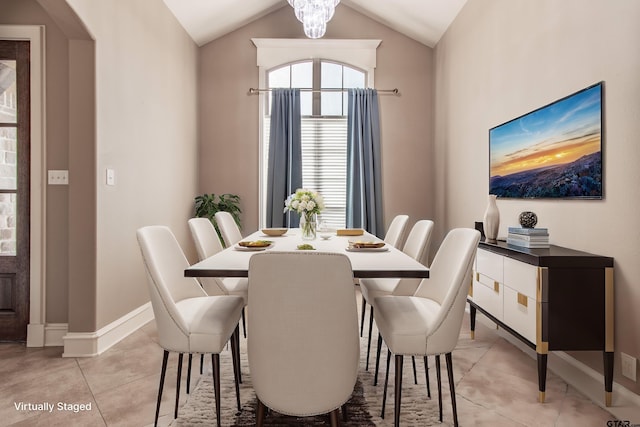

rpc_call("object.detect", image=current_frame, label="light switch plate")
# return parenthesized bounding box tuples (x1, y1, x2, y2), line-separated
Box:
(48, 170, 68, 185)
(106, 168, 116, 186)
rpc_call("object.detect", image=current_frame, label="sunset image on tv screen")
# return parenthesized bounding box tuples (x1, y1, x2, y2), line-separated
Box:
(489, 83, 602, 199)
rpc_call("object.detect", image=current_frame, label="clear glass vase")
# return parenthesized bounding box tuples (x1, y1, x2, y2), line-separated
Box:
(300, 213, 317, 240)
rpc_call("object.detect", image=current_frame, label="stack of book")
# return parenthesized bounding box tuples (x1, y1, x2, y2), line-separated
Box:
(507, 227, 550, 248)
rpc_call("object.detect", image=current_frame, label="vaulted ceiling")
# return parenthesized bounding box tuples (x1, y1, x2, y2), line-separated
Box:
(162, 0, 467, 48)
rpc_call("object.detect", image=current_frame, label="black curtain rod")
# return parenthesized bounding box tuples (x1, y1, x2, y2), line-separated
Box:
(249, 87, 399, 94)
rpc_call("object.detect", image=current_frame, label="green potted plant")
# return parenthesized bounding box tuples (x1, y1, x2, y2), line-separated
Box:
(194, 193, 242, 244)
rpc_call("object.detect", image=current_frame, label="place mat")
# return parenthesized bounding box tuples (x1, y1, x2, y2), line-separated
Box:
(337, 229, 365, 236)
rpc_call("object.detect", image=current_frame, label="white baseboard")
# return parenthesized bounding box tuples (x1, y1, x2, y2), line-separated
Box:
(26, 323, 45, 347)
(551, 351, 640, 422)
(471, 310, 640, 422)
(44, 323, 68, 347)
(27, 323, 70, 347)
(62, 302, 154, 357)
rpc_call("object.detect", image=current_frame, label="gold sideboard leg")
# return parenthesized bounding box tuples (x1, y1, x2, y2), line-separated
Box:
(536, 350, 548, 404)
(605, 268, 614, 353)
(469, 302, 476, 340)
(605, 391, 612, 407)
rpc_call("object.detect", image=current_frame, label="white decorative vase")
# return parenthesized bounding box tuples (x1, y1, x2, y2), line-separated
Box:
(483, 195, 500, 243)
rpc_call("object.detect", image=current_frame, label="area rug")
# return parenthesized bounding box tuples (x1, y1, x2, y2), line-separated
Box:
(170, 334, 451, 426)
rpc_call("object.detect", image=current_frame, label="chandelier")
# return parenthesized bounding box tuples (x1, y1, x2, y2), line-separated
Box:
(287, 0, 341, 39)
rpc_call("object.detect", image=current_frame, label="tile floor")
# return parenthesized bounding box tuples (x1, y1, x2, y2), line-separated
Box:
(0, 288, 633, 427)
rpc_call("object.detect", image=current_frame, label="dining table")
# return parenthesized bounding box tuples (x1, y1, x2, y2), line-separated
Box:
(184, 228, 429, 279)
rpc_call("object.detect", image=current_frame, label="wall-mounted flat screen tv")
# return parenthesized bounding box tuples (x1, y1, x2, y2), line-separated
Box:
(489, 82, 603, 199)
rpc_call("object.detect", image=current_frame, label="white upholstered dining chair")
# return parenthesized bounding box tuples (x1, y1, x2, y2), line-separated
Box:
(247, 251, 360, 426)
(214, 211, 244, 248)
(361, 219, 434, 373)
(136, 225, 244, 427)
(374, 228, 481, 427)
(360, 214, 409, 337)
(383, 214, 410, 248)
(188, 217, 248, 335)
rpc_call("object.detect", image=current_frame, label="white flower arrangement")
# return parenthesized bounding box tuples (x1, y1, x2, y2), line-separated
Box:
(285, 189, 324, 240)
(284, 188, 325, 216)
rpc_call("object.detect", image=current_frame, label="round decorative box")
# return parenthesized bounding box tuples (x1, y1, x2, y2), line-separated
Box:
(519, 211, 538, 228)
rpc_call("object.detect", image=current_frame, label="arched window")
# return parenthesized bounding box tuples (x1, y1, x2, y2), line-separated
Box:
(266, 60, 365, 116)
(262, 60, 366, 228)
(253, 38, 380, 228)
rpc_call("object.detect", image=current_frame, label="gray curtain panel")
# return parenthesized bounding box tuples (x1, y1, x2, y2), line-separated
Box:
(266, 88, 302, 227)
(346, 88, 384, 236)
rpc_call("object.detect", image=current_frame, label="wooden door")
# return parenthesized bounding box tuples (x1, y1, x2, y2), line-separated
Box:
(0, 40, 30, 342)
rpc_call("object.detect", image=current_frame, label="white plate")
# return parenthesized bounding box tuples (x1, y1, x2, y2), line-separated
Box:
(348, 240, 386, 249)
(261, 228, 288, 237)
(234, 242, 274, 251)
(345, 246, 389, 252)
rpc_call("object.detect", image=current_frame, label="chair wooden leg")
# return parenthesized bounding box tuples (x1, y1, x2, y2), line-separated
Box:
(394, 354, 404, 427)
(233, 325, 243, 384)
(360, 295, 366, 337)
(329, 408, 341, 427)
(256, 399, 267, 427)
(424, 356, 431, 398)
(186, 354, 193, 394)
(230, 329, 242, 412)
(365, 306, 374, 370)
(175, 353, 183, 419)
(381, 348, 392, 419)
(446, 352, 459, 427)
(374, 332, 383, 385)
(412, 356, 418, 385)
(212, 354, 221, 427)
(435, 355, 443, 422)
(241, 307, 247, 338)
(341, 403, 348, 422)
(154, 350, 169, 427)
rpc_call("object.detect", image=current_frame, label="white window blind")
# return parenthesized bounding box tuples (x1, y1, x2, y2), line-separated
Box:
(263, 117, 348, 228)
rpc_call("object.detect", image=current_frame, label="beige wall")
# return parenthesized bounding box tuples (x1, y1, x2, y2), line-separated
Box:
(65, 0, 199, 329)
(435, 0, 640, 394)
(198, 4, 435, 236)
(3, 0, 200, 331)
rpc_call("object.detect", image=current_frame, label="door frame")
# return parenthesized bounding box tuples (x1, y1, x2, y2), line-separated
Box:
(0, 25, 46, 347)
